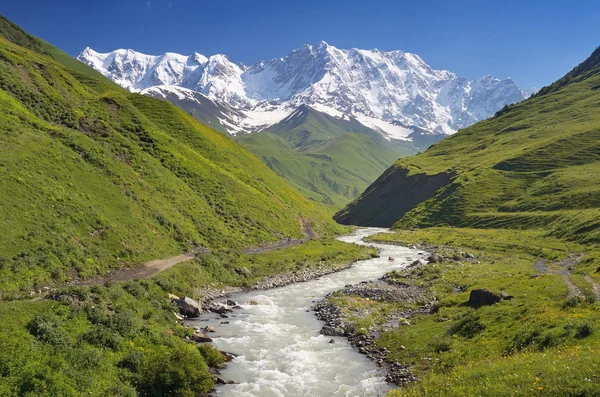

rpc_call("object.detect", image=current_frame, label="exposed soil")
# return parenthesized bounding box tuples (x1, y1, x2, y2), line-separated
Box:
(242, 218, 316, 254)
(533, 254, 586, 298)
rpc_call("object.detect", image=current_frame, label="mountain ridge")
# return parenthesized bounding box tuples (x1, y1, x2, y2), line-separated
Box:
(78, 43, 533, 137)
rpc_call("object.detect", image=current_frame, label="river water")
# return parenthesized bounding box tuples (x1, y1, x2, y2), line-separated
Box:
(189, 228, 425, 397)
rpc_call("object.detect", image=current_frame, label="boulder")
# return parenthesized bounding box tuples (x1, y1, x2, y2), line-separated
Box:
(468, 289, 501, 307)
(408, 260, 423, 268)
(250, 300, 259, 305)
(190, 332, 213, 343)
(174, 297, 200, 318)
(427, 254, 442, 264)
(203, 325, 216, 333)
(226, 299, 237, 306)
(212, 305, 232, 315)
(321, 325, 345, 336)
(388, 257, 395, 262)
(219, 351, 237, 362)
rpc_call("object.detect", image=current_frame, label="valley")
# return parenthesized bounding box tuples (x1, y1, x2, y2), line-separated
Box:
(1, 6, 599, 397)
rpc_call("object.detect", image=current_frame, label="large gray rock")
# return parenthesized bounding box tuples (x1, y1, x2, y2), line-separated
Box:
(174, 296, 201, 318)
(321, 325, 345, 336)
(191, 332, 213, 343)
(468, 289, 501, 307)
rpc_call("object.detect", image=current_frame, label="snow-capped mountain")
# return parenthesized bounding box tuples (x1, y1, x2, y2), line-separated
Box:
(78, 43, 532, 138)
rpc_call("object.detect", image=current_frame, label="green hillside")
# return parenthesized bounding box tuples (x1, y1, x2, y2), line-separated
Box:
(335, 46, 600, 245)
(330, 46, 600, 396)
(0, 17, 342, 293)
(237, 105, 418, 210)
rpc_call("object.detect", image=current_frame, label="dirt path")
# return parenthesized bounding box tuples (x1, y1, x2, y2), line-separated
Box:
(534, 254, 586, 298)
(584, 275, 600, 301)
(78, 219, 317, 286)
(243, 218, 317, 254)
(76, 253, 197, 286)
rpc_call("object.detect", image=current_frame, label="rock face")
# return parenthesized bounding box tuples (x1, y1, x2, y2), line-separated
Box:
(468, 289, 501, 307)
(173, 296, 201, 318)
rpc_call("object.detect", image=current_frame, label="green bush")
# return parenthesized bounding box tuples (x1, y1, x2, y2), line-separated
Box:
(448, 312, 484, 339)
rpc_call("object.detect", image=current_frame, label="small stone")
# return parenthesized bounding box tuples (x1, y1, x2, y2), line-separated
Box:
(329, 339, 335, 344)
(500, 291, 514, 301)
(226, 299, 237, 306)
(250, 300, 259, 305)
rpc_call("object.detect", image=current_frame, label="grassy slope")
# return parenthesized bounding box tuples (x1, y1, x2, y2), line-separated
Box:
(0, 22, 343, 293)
(0, 16, 378, 396)
(0, 239, 376, 397)
(335, 46, 600, 246)
(237, 106, 418, 211)
(355, 228, 600, 397)
(329, 46, 600, 396)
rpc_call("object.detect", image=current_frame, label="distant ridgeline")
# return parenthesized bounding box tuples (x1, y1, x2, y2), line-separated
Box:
(336, 45, 600, 245)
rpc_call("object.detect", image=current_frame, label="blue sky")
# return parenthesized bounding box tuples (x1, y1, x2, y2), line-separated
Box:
(2, 0, 600, 89)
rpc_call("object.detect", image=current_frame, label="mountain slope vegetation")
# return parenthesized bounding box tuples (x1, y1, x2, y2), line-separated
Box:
(335, 46, 600, 245)
(330, 46, 600, 396)
(236, 105, 419, 210)
(0, 16, 341, 293)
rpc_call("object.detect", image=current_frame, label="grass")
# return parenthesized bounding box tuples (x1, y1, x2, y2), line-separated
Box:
(236, 106, 418, 212)
(320, 227, 600, 396)
(335, 46, 600, 247)
(153, 238, 377, 298)
(0, 17, 374, 395)
(0, 230, 375, 396)
(0, 21, 344, 293)
(0, 282, 216, 396)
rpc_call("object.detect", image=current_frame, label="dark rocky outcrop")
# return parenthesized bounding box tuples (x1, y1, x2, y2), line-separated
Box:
(468, 289, 501, 307)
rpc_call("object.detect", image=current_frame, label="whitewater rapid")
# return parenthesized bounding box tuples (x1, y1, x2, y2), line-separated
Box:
(188, 228, 425, 397)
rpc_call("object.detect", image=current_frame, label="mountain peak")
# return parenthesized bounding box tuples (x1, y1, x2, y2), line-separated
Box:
(78, 44, 530, 134)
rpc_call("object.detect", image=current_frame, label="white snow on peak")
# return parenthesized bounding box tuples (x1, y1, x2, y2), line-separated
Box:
(78, 43, 533, 137)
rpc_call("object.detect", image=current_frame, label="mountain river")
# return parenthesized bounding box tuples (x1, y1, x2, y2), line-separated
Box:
(188, 228, 426, 397)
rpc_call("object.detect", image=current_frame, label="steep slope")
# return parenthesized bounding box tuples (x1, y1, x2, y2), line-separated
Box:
(0, 22, 340, 293)
(78, 43, 531, 136)
(335, 46, 600, 245)
(236, 105, 419, 210)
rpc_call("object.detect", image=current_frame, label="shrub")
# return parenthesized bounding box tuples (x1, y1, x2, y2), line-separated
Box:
(448, 312, 484, 339)
(197, 344, 225, 368)
(562, 296, 585, 309)
(575, 321, 593, 339)
(429, 337, 452, 353)
(27, 312, 71, 347)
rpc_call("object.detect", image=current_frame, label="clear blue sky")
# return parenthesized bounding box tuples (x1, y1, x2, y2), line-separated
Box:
(2, 0, 600, 89)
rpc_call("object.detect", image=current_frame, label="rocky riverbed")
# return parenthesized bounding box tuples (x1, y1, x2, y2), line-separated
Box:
(312, 275, 437, 385)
